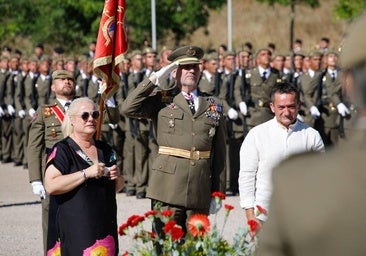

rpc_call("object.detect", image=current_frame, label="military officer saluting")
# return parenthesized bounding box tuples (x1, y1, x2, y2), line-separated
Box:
(122, 46, 226, 238)
(27, 70, 76, 254)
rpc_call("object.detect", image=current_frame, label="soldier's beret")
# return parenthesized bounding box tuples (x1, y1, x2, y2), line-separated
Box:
(255, 48, 272, 58)
(223, 51, 236, 58)
(308, 51, 323, 58)
(130, 50, 142, 58)
(167, 45, 204, 65)
(203, 52, 219, 61)
(293, 51, 306, 58)
(143, 47, 157, 55)
(52, 70, 75, 81)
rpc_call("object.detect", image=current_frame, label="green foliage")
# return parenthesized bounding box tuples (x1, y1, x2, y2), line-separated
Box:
(333, 0, 366, 20)
(0, 0, 365, 54)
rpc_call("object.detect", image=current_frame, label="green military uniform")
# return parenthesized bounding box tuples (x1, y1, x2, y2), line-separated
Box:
(123, 70, 150, 197)
(0, 68, 13, 163)
(244, 66, 279, 128)
(257, 130, 366, 256)
(122, 78, 226, 207)
(28, 99, 67, 253)
(13, 70, 27, 166)
(306, 68, 344, 146)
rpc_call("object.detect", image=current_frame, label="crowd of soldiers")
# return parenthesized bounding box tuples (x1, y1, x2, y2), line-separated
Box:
(0, 36, 355, 197)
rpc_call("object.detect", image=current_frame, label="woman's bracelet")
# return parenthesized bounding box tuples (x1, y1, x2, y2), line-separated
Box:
(80, 169, 87, 182)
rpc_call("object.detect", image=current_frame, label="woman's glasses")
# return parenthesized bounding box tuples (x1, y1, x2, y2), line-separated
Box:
(79, 111, 100, 121)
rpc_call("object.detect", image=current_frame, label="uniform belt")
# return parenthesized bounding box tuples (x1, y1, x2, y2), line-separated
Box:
(158, 146, 211, 160)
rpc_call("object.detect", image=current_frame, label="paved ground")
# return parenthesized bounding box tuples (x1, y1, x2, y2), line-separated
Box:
(0, 162, 247, 255)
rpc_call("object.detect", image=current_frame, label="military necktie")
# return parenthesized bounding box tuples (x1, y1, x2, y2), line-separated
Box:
(64, 101, 71, 111)
(262, 71, 267, 82)
(331, 72, 336, 82)
(184, 93, 195, 114)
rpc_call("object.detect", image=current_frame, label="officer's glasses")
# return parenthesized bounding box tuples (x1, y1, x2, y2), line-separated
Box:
(79, 111, 100, 121)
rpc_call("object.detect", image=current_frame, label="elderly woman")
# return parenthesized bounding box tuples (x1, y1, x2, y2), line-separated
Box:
(44, 97, 123, 256)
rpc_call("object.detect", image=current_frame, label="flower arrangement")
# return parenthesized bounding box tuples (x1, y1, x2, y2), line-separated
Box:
(118, 192, 266, 256)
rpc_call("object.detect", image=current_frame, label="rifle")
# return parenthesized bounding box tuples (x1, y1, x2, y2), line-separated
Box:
(315, 68, 328, 111)
(240, 69, 249, 135)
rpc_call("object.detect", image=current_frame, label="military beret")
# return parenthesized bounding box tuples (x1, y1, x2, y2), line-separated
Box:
(223, 51, 236, 58)
(52, 70, 75, 81)
(130, 50, 142, 58)
(203, 52, 219, 61)
(324, 48, 339, 56)
(255, 48, 272, 58)
(143, 47, 157, 55)
(341, 13, 366, 68)
(167, 45, 204, 65)
(308, 51, 323, 58)
(293, 50, 306, 58)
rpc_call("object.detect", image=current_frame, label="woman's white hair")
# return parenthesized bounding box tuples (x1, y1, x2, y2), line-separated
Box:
(61, 97, 97, 137)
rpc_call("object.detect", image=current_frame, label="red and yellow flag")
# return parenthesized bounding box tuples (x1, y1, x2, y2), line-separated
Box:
(93, 0, 128, 99)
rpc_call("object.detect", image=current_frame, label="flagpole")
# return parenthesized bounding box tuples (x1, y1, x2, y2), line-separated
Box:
(151, 0, 157, 50)
(96, 94, 105, 140)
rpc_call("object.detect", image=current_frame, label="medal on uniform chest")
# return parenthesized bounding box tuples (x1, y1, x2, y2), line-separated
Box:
(169, 119, 175, 128)
(209, 127, 216, 137)
(51, 128, 57, 138)
(44, 107, 52, 117)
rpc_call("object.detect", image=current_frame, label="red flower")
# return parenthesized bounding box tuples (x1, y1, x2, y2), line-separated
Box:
(224, 204, 234, 211)
(122, 251, 129, 256)
(247, 219, 259, 233)
(187, 214, 211, 237)
(161, 209, 174, 218)
(144, 210, 158, 218)
(118, 223, 129, 236)
(256, 205, 268, 215)
(126, 215, 140, 226)
(171, 226, 184, 241)
(130, 215, 145, 227)
(164, 220, 177, 234)
(211, 191, 226, 200)
(146, 231, 156, 240)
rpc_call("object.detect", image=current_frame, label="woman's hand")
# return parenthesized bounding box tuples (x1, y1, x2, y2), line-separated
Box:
(85, 163, 106, 179)
(107, 164, 120, 180)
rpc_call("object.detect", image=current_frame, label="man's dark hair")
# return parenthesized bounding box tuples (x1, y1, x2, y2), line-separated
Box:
(321, 37, 330, 43)
(270, 82, 300, 102)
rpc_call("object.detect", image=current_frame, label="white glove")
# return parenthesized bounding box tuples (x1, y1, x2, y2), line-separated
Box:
(239, 101, 248, 116)
(108, 123, 118, 129)
(0, 106, 4, 117)
(310, 106, 320, 118)
(29, 108, 36, 118)
(209, 198, 222, 214)
(296, 114, 304, 122)
(7, 105, 15, 116)
(31, 181, 46, 199)
(227, 108, 238, 120)
(106, 97, 116, 107)
(337, 103, 350, 117)
(18, 110, 26, 118)
(151, 62, 179, 86)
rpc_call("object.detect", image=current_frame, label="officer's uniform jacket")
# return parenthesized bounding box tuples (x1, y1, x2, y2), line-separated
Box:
(33, 73, 52, 107)
(198, 71, 216, 96)
(28, 100, 66, 182)
(244, 67, 278, 127)
(309, 70, 343, 128)
(122, 79, 226, 209)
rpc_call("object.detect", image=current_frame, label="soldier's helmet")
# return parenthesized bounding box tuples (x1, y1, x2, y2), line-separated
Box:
(340, 13, 366, 68)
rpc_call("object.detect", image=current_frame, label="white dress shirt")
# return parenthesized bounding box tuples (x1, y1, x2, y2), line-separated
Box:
(239, 117, 324, 220)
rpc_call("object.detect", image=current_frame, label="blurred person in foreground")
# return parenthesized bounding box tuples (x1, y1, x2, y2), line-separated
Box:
(257, 13, 366, 256)
(44, 97, 123, 255)
(121, 45, 226, 236)
(239, 82, 324, 237)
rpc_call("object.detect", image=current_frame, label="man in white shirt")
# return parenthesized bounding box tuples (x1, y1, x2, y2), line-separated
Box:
(238, 82, 324, 236)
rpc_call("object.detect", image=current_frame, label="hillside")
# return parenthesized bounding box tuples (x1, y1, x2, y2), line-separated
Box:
(182, 0, 350, 54)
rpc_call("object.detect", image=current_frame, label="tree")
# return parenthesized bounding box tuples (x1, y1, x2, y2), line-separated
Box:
(126, 0, 226, 48)
(257, 0, 320, 51)
(333, 0, 366, 20)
